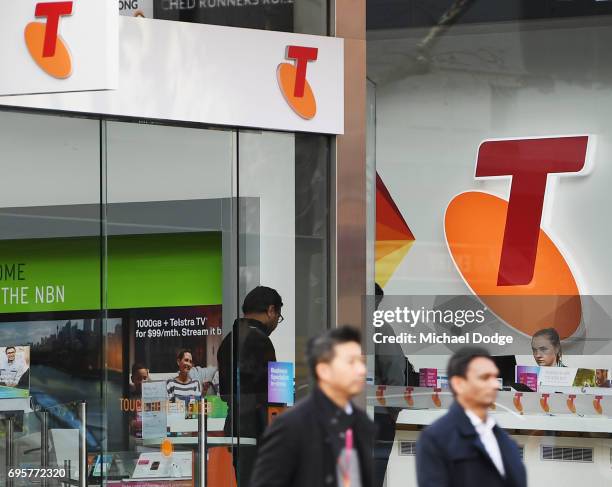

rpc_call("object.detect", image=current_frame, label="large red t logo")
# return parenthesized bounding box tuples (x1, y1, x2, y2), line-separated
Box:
(286, 46, 318, 98)
(476, 136, 589, 286)
(35, 1, 73, 58)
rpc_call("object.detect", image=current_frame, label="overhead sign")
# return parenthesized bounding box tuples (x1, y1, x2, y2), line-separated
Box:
(0, 1, 118, 96)
(277, 45, 318, 120)
(2, 18, 344, 134)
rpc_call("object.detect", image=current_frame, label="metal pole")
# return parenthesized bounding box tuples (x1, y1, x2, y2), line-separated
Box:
(78, 402, 87, 487)
(5, 417, 15, 487)
(40, 411, 49, 487)
(197, 398, 207, 487)
(204, 399, 208, 487)
(64, 459, 71, 486)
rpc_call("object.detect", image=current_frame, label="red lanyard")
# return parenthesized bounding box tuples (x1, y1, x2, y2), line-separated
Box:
(339, 428, 353, 487)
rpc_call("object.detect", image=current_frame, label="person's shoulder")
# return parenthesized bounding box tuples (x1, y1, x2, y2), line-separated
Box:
(493, 423, 517, 445)
(284, 394, 315, 418)
(189, 366, 202, 379)
(352, 404, 375, 430)
(248, 323, 272, 342)
(421, 407, 462, 439)
(245, 324, 275, 353)
(218, 330, 232, 349)
(269, 395, 316, 430)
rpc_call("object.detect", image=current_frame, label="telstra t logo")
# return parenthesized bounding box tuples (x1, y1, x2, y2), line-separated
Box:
(444, 136, 592, 339)
(277, 45, 318, 120)
(25, 2, 74, 79)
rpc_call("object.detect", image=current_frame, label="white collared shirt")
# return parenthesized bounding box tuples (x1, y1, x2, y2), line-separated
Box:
(465, 409, 506, 477)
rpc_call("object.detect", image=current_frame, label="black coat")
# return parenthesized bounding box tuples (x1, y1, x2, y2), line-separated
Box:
(416, 402, 527, 487)
(250, 387, 376, 487)
(217, 318, 276, 439)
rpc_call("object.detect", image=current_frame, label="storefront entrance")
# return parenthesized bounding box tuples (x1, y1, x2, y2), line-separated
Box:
(0, 109, 330, 487)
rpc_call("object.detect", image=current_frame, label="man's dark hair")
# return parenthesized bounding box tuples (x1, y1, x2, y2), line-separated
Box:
(5, 346, 15, 354)
(447, 347, 492, 393)
(306, 325, 361, 380)
(131, 362, 147, 378)
(242, 286, 283, 314)
(374, 282, 384, 310)
(176, 349, 192, 361)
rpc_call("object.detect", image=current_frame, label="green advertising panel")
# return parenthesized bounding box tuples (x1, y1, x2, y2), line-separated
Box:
(0, 237, 100, 312)
(0, 232, 222, 313)
(107, 233, 222, 309)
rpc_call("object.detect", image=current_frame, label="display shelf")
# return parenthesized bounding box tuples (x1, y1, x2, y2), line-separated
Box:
(369, 385, 612, 433)
(395, 409, 612, 433)
(142, 436, 257, 446)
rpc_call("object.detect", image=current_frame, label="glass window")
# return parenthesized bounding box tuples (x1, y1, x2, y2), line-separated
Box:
(0, 106, 330, 487)
(227, 130, 330, 486)
(102, 120, 236, 487)
(120, 0, 329, 36)
(367, 2, 612, 487)
(0, 111, 103, 485)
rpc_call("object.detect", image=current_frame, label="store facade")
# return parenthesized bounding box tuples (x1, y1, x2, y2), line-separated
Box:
(5, 2, 610, 487)
(0, 3, 366, 487)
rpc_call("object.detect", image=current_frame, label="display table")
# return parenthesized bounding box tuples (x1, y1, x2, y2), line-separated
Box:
(370, 385, 612, 432)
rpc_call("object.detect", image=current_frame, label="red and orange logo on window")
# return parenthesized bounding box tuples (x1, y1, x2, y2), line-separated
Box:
(277, 45, 318, 120)
(445, 136, 592, 339)
(25, 1, 73, 79)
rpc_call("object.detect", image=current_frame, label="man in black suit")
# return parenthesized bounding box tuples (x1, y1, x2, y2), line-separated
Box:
(217, 286, 283, 487)
(250, 325, 375, 487)
(416, 347, 527, 487)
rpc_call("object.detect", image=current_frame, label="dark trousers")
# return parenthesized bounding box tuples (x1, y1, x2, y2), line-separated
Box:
(374, 409, 399, 487)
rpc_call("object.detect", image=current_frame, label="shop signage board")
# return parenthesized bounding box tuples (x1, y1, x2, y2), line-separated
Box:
(2, 17, 344, 134)
(0, 1, 118, 96)
(0, 233, 222, 313)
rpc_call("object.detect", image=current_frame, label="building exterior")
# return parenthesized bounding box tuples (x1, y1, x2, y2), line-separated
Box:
(0, 2, 611, 487)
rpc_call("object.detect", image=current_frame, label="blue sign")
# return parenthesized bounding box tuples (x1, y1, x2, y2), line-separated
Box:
(268, 362, 294, 406)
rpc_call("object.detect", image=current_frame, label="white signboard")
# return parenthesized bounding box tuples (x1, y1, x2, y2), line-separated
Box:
(0, 1, 118, 96)
(2, 17, 344, 134)
(141, 381, 168, 439)
(538, 367, 576, 388)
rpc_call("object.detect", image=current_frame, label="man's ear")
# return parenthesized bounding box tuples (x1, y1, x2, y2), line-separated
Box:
(450, 376, 465, 395)
(315, 362, 330, 383)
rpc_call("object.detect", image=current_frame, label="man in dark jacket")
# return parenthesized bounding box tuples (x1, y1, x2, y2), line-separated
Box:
(416, 347, 527, 487)
(250, 325, 375, 487)
(217, 286, 283, 487)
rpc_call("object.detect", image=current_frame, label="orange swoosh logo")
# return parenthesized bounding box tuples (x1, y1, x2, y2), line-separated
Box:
(25, 21, 72, 79)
